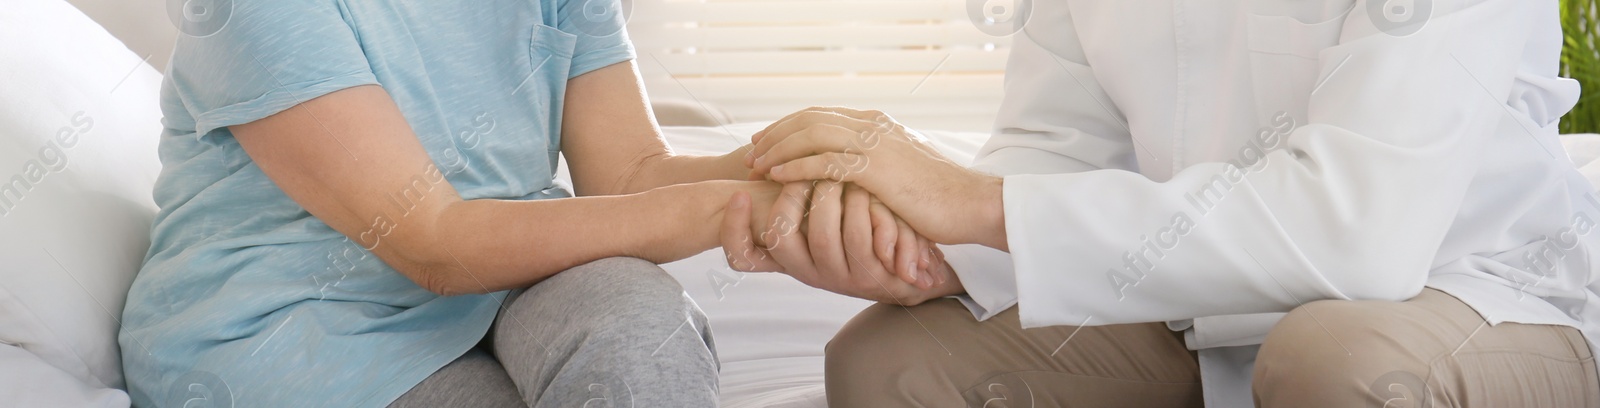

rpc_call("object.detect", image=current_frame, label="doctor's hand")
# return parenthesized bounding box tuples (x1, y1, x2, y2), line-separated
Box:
(720, 181, 964, 305)
(745, 107, 1009, 251)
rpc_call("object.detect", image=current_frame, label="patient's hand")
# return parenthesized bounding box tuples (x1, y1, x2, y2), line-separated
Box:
(719, 180, 964, 305)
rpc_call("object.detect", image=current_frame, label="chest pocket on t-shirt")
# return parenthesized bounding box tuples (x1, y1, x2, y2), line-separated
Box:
(439, 23, 577, 199)
(524, 24, 577, 178)
(1245, 3, 1351, 123)
(470, 23, 579, 199)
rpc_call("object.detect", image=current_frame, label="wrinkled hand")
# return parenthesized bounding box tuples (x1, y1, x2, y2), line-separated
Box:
(719, 180, 963, 305)
(718, 175, 930, 285)
(745, 107, 1008, 250)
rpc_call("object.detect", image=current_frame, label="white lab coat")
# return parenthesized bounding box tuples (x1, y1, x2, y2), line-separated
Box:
(939, 0, 1599, 406)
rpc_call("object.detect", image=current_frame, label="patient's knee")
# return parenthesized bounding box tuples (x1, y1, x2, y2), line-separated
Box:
(573, 257, 700, 331)
(496, 257, 717, 405)
(562, 257, 683, 303)
(501, 257, 708, 349)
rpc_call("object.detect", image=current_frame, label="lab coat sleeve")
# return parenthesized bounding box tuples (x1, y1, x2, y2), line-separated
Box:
(944, 6, 1138, 320)
(942, 243, 1017, 320)
(1004, 0, 1565, 328)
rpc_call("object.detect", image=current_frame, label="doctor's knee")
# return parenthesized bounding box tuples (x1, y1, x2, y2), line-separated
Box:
(1252, 299, 1418, 406)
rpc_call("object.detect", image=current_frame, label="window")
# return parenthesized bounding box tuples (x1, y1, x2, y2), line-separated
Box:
(629, 0, 1014, 132)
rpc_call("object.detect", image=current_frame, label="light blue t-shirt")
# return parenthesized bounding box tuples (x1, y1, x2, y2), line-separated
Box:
(119, 1, 633, 406)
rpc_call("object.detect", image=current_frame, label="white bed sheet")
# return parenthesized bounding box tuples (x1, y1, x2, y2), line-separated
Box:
(589, 126, 1600, 408)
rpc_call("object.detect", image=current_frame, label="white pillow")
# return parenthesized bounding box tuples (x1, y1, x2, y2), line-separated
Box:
(0, 0, 164, 405)
(1561, 134, 1600, 187)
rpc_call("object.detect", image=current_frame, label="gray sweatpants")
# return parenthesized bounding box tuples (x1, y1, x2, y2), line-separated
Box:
(389, 257, 720, 407)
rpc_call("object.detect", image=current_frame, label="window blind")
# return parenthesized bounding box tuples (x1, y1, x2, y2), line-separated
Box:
(627, 0, 1014, 132)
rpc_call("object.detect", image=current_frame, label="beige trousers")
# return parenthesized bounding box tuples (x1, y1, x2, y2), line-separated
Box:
(825, 289, 1598, 407)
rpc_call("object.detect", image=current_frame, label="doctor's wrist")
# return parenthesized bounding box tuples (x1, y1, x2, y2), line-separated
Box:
(968, 174, 1008, 252)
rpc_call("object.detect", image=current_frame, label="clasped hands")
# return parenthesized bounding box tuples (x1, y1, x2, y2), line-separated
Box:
(718, 107, 1007, 305)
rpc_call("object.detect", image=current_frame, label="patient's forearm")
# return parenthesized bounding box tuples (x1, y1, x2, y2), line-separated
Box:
(403, 180, 751, 295)
(614, 146, 754, 194)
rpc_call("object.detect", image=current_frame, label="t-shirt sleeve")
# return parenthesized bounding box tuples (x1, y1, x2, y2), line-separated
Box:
(167, 0, 379, 140)
(555, 0, 638, 79)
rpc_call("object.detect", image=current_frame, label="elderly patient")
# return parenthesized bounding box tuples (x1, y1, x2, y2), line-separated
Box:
(116, 1, 938, 407)
(729, 0, 1600, 407)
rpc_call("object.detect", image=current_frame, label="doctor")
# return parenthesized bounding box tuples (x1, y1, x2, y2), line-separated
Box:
(722, 0, 1600, 406)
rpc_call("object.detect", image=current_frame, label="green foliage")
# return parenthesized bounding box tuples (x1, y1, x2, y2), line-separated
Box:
(1563, 0, 1600, 134)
